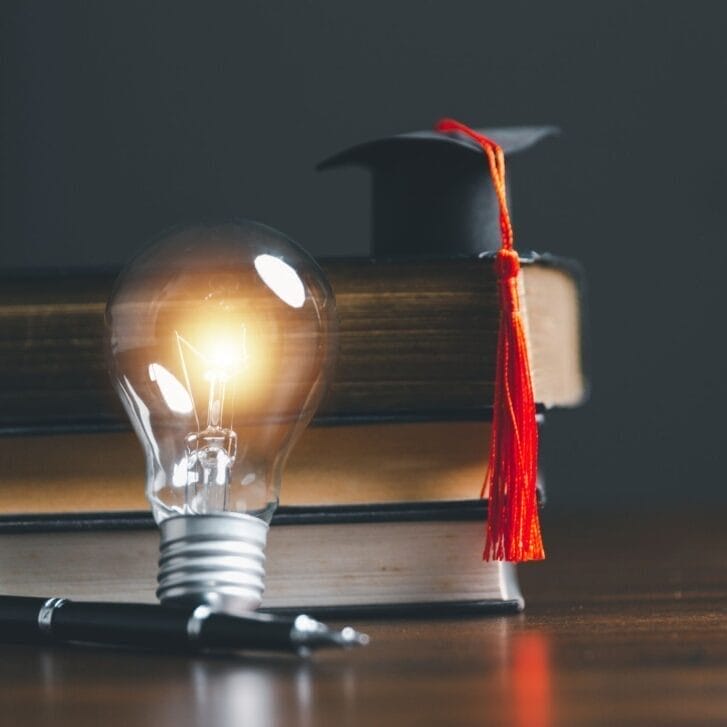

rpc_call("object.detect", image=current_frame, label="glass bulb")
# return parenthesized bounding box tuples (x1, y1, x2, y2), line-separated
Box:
(105, 221, 337, 613)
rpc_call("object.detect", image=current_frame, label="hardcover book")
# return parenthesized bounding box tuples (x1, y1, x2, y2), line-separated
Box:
(0, 256, 585, 433)
(0, 502, 523, 617)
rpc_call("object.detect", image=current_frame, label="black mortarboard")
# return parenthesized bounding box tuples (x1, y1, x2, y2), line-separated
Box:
(317, 126, 557, 257)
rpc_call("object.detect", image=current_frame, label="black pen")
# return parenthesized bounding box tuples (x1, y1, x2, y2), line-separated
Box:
(0, 596, 369, 656)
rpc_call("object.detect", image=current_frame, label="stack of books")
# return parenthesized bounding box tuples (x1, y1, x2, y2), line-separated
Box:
(0, 256, 585, 615)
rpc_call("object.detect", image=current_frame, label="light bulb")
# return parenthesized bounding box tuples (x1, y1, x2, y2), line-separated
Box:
(105, 221, 338, 614)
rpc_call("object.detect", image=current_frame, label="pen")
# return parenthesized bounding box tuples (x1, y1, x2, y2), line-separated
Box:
(0, 596, 369, 656)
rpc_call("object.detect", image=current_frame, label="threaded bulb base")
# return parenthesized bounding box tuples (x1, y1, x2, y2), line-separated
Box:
(156, 512, 269, 616)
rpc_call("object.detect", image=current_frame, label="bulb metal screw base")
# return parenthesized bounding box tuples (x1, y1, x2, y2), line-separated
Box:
(156, 512, 269, 616)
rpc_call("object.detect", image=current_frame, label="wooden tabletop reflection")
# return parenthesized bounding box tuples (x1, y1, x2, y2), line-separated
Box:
(1, 509, 725, 726)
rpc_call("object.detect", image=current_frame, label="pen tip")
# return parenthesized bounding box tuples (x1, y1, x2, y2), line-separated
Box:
(339, 626, 370, 647)
(291, 614, 369, 651)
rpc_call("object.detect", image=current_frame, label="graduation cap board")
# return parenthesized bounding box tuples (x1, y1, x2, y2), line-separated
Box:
(317, 125, 557, 257)
(319, 119, 557, 562)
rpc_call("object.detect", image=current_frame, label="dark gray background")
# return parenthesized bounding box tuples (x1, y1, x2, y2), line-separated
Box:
(2, 1, 726, 508)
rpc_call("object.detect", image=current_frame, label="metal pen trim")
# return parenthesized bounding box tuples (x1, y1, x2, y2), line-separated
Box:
(37, 597, 68, 635)
(186, 604, 213, 642)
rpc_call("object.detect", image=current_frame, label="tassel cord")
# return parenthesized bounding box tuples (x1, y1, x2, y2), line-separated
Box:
(435, 117, 544, 562)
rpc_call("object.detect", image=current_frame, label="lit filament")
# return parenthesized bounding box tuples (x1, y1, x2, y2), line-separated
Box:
(176, 327, 249, 431)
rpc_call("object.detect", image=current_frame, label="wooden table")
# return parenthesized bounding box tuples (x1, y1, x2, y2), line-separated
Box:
(0, 509, 725, 726)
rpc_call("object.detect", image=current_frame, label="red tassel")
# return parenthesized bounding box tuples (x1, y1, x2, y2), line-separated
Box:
(434, 118, 544, 562)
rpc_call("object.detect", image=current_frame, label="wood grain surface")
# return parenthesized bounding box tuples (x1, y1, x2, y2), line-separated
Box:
(0, 508, 724, 726)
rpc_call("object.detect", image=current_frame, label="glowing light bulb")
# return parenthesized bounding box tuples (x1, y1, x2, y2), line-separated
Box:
(105, 221, 337, 614)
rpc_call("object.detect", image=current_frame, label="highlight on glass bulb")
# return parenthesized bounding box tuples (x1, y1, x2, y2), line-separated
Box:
(105, 221, 338, 614)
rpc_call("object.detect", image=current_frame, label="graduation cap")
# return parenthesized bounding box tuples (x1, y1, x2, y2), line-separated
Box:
(317, 125, 557, 257)
(320, 118, 557, 563)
